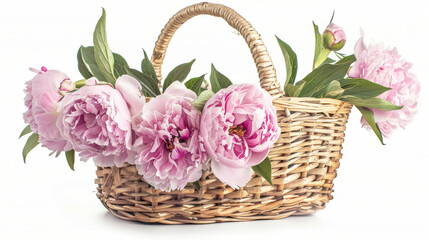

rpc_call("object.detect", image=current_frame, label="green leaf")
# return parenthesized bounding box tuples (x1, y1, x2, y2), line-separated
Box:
(163, 59, 196, 92)
(336, 54, 356, 64)
(93, 8, 116, 85)
(335, 52, 348, 58)
(79, 45, 128, 80)
(210, 64, 233, 93)
(77, 46, 94, 79)
(251, 157, 272, 185)
(141, 49, 158, 82)
(80, 46, 106, 82)
(22, 133, 39, 163)
(321, 57, 335, 66)
(276, 36, 298, 88)
(19, 125, 31, 139)
(284, 83, 304, 97)
(312, 21, 325, 69)
(357, 107, 384, 144)
(185, 74, 206, 95)
(191, 90, 214, 111)
(297, 60, 355, 97)
(113, 53, 129, 77)
(192, 181, 201, 191)
(340, 96, 403, 111)
(125, 67, 160, 97)
(339, 78, 391, 99)
(324, 80, 344, 98)
(65, 150, 75, 171)
(314, 48, 331, 69)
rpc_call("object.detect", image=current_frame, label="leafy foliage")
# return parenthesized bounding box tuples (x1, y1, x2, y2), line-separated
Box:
(191, 90, 214, 111)
(125, 67, 160, 97)
(19, 125, 32, 139)
(141, 49, 158, 82)
(93, 8, 116, 85)
(252, 157, 273, 185)
(276, 36, 298, 89)
(185, 74, 206, 95)
(65, 150, 75, 171)
(210, 64, 232, 93)
(22, 133, 39, 163)
(163, 59, 196, 92)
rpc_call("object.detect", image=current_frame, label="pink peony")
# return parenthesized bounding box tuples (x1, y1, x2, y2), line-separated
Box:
(56, 76, 144, 167)
(23, 67, 72, 154)
(349, 34, 420, 137)
(200, 84, 280, 189)
(133, 82, 208, 191)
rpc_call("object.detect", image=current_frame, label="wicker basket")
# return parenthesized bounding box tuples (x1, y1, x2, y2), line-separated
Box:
(95, 2, 352, 224)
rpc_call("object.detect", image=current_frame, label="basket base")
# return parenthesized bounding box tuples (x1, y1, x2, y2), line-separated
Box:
(97, 190, 327, 224)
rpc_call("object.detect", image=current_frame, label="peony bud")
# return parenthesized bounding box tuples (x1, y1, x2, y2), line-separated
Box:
(323, 23, 346, 51)
(59, 78, 76, 92)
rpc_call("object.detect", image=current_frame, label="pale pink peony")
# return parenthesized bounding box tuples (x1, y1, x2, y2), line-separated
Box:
(200, 84, 280, 189)
(23, 67, 72, 153)
(349, 34, 420, 137)
(133, 82, 208, 191)
(56, 76, 144, 167)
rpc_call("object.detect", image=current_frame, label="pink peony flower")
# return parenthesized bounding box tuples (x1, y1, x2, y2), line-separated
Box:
(349, 34, 420, 137)
(200, 84, 280, 189)
(323, 23, 346, 51)
(56, 76, 144, 167)
(23, 67, 72, 153)
(133, 82, 208, 191)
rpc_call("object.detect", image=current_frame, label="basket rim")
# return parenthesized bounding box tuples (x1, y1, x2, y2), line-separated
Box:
(145, 96, 351, 104)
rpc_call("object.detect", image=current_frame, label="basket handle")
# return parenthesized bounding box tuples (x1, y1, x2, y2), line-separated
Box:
(151, 2, 283, 98)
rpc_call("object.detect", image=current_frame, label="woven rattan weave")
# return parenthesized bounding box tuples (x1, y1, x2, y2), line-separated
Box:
(96, 2, 352, 224)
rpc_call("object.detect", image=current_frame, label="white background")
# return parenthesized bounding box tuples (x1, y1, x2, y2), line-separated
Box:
(1, 0, 428, 239)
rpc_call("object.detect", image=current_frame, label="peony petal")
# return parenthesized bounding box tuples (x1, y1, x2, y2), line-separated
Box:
(164, 81, 197, 100)
(187, 166, 203, 183)
(354, 30, 367, 59)
(243, 148, 269, 167)
(85, 77, 98, 86)
(142, 94, 171, 115)
(115, 75, 145, 117)
(211, 160, 252, 189)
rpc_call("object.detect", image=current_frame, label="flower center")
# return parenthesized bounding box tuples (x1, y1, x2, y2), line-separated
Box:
(228, 125, 246, 137)
(165, 139, 175, 152)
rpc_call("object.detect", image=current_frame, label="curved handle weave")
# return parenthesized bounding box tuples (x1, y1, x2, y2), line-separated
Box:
(151, 2, 283, 98)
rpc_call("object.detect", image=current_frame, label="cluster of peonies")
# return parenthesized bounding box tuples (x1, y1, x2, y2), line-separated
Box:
(23, 69, 280, 191)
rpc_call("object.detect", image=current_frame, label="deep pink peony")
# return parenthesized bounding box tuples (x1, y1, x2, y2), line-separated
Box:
(200, 84, 280, 189)
(349, 34, 420, 137)
(56, 76, 144, 167)
(23, 67, 72, 154)
(133, 82, 208, 191)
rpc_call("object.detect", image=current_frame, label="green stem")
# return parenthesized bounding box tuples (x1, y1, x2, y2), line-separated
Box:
(75, 79, 86, 88)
